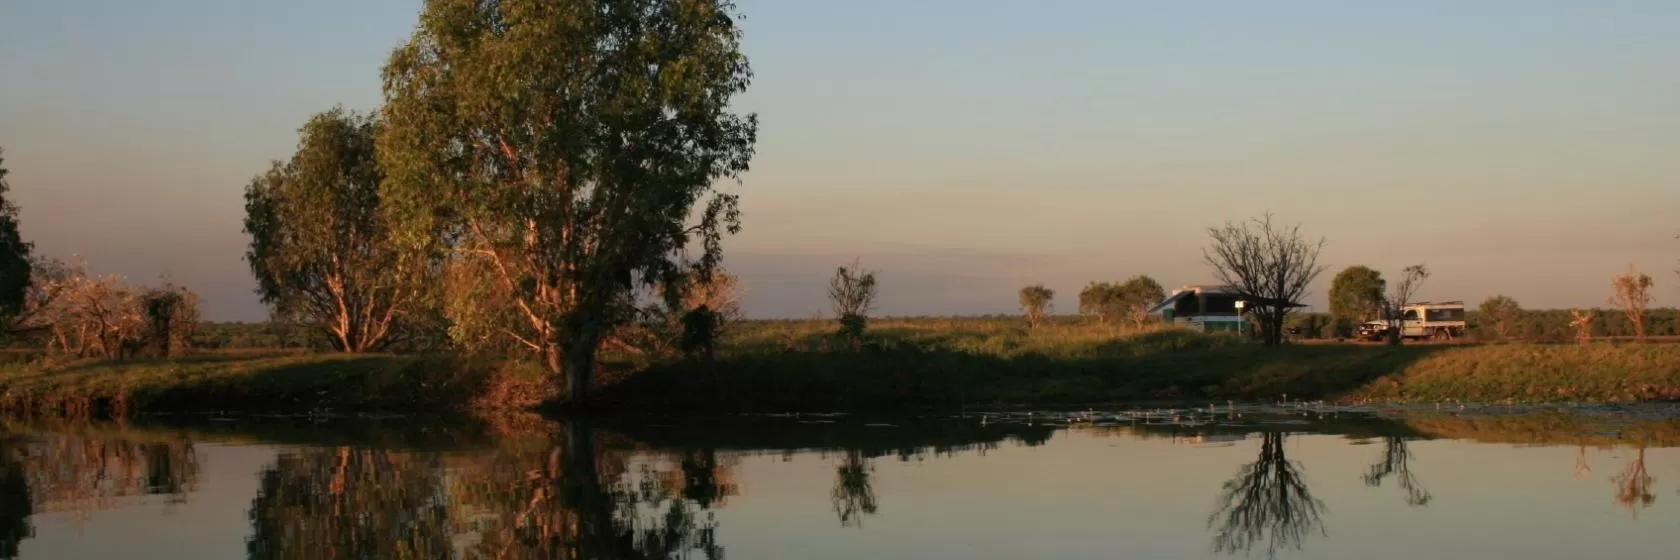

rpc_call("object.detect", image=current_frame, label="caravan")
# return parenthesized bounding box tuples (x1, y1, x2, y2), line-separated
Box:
(1358, 301, 1468, 341)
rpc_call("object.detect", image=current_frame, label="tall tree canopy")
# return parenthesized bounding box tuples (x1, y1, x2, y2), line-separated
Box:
(378, 0, 758, 405)
(1328, 266, 1385, 334)
(244, 109, 426, 353)
(0, 148, 32, 327)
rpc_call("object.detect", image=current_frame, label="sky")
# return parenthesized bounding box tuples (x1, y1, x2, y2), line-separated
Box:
(2, 0, 1678, 321)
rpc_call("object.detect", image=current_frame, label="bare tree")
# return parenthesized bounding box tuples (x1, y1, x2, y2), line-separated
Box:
(1378, 265, 1429, 345)
(1609, 265, 1653, 339)
(1203, 214, 1326, 347)
(1018, 285, 1054, 328)
(44, 268, 144, 359)
(1570, 309, 1595, 344)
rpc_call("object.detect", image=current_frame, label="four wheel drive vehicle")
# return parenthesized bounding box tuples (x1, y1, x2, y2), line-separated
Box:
(1357, 301, 1467, 341)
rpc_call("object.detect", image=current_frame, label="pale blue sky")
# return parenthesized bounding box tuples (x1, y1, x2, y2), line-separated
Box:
(2, 0, 1677, 320)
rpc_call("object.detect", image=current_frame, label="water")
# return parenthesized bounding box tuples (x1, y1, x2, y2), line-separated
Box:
(3, 404, 1679, 559)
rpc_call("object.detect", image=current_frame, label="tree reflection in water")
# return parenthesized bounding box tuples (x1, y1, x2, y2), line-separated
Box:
(0, 432, 200, 559)
(0, 438, 32, 560)
(245, 446, 455, 559)
(1208, 432, 1325, 558)
(1363, 436, 1431, 506)
(831, 450, 876, 528)
(246, 421, 726, 560)
(1610, 445, 1654, 518)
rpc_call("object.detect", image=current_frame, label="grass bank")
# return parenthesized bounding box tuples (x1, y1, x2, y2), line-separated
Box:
(0, 351, 554, 417)
(596, 317, 1680, 411)
(6, 317, 1680, 417)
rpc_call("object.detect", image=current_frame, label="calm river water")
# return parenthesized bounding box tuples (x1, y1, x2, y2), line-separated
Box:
(2, 404, 1677, 559)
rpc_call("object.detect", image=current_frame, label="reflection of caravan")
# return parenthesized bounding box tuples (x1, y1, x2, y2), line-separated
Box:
(1148, 285, 1307, 334)
(1358, 301, 1468, 341)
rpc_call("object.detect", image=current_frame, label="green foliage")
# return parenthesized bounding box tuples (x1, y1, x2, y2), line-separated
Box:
(1018, 285, 1054, 328)
(1079, 275, 1165, 327)
(1466, 307, 1680, 340)
(830, 260, 877, 341)
(378, 0, 758, 404)
(838, 314, 869, 343)
(0, 148, 32, 327)
(1328, 266, 1384, 335)
(680, 306, 718, 360)
(190, 322, 324, 351)
(1476, 295, 1522, 339)
(1077, 282, 1118, 323)
(1116, 275, 1165, 327)
(138, 284, 199, 358)
(244, 109, 430, 353)
(1286, 313, 1334, 339)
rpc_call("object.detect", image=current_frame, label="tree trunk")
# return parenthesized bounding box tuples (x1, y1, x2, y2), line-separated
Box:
(561, 420, 617, 555)
(1268, 312, 1286, 347)
(333, 324, 357, 353)
(561, 329, 600, 408)
(543, 341, 563, 379)
(158, 318, 172, 359)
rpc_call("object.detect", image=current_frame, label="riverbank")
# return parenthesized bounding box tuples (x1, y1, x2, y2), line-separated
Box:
(4, 319, 1680, 417)
(0, 351, 554, 417)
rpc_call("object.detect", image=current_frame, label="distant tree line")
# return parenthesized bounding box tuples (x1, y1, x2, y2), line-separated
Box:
(1282, 306, 1680, 341)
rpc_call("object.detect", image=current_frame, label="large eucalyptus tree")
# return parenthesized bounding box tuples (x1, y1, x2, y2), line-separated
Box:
(378, 0, 758, 405)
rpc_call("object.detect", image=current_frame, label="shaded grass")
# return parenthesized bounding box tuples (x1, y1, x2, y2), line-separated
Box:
(0, 352, 553, 417)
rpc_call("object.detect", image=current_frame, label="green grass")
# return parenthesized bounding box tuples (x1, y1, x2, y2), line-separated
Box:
(596, 317, 1680, 411)
(1347, 343, 1680, 404)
